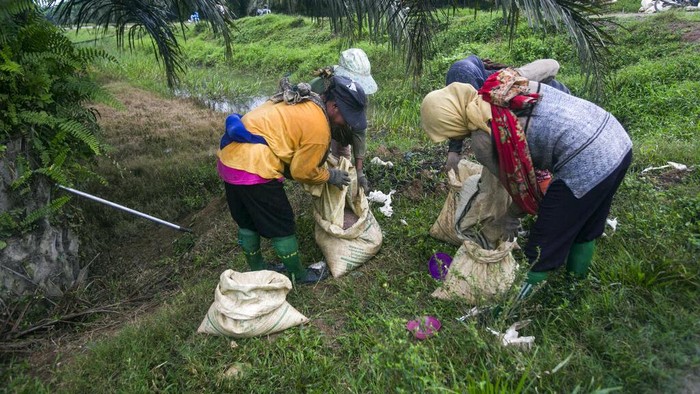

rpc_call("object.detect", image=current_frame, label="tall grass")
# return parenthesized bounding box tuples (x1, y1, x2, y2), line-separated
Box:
(4, 9, 699, 393)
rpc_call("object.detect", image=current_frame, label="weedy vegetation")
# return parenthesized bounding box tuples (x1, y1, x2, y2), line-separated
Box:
(2, 7, 699, 394)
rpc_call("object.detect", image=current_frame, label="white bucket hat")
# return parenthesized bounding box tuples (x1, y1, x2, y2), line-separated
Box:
(334, 48, 378, 95)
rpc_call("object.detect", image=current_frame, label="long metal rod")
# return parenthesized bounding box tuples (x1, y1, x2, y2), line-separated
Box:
(57, 185, 192, 233)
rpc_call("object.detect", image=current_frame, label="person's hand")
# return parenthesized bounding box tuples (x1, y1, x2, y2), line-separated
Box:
(444, 152, 461, 175)
(482, 58, 510, 70)
(357, 172, 369, 192)
(327, 168, 350, 188)
(493, 212, 520, 242)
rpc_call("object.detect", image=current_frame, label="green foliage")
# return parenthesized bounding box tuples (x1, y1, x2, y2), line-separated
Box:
(605, 54, 700, 142)
(9, 10, 700, 394)
(604, 0, 643, 12)
(0, 0, 111, 235)
(0, 360, 49, 393)
(0, 196, 71, 237)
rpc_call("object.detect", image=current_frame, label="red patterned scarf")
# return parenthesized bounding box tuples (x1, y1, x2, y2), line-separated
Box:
(477, 69, 543, 215)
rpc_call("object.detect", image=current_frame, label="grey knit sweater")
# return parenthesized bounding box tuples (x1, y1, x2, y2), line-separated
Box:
(522, 83, 632, 198)
(472, 84, 632, 200)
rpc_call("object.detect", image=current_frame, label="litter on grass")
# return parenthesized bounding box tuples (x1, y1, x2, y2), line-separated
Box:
(487, 320, 535, 350)
(222, 362, 250, 379)
(428, 252, 452, 281)
(603, 216, 619, 238)
(368, 189, 396, 217)
(370, 157, 394, 168)
(641, 161, 689, 173)
(456, 306, 484, 322)
(406, 316, 442, 340)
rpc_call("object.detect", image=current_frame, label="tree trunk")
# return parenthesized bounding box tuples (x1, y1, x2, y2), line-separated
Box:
(0, 138, 81, 299)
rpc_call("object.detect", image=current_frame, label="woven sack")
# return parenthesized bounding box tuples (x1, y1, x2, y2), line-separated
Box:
(197, 270, 308, 338)
(431, 239, 518, 304)
(429, 159, 482, 245)
(313, 157, 382, 278)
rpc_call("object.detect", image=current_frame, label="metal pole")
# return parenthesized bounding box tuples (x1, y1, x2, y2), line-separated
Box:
(57, 185, 193, 233)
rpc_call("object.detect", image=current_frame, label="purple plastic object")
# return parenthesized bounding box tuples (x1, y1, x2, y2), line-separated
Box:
(428, 252, 452, 280)
(406, 316, 442, 340)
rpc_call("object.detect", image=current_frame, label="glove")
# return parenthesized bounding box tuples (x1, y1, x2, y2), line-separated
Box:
(357, 173, 369, 192)
(445, 152, 461, 175)
(493, 212, 520, 242)
(327, 168, 350, 188)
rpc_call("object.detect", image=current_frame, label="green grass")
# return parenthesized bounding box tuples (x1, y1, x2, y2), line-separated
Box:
(4, 9, 699, 394)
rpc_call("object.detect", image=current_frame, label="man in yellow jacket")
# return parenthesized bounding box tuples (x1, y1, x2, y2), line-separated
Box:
(217, 76, 367, 284)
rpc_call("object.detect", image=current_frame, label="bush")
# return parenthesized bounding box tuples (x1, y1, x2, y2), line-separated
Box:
(0, 0, 110, 235)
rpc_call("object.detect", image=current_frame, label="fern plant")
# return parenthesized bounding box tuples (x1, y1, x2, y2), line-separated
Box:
(0, 0, 110, 236)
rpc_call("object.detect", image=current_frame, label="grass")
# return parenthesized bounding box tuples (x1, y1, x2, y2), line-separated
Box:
(2, 8, 700, 394)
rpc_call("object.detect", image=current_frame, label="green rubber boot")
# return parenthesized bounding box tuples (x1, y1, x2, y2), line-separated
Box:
(238, 228, 264, 271)
(566, 241, 595, 279)
(487, 270, 549, 321)
(271, 235, 307, 282)
(515, 271, 550, 301)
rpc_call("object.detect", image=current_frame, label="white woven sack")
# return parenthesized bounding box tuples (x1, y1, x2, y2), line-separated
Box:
(314, 157, 382, 278)
(431, 239, 518, 304)
(197, 270, 308, 338)
(454, 169, 511, 250)
(429, 159, 482, 246)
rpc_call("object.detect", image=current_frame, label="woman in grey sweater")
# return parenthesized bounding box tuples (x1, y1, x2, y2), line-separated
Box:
(443, 56, 572, 174)
(421, 73, 632, 301)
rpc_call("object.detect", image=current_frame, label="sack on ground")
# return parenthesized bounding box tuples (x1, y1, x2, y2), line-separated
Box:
(431, 239, 518, 304)
(429, 159, 482, 246)
(197, 270, 308, 338)
(312, 156, 383, 278)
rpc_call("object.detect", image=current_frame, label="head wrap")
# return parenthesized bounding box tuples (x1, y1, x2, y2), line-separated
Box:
(420, 82, 492, 143)
(477, 68, 543, 215)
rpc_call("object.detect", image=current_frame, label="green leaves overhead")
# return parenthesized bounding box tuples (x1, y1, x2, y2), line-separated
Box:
(300, 0, 612, 94)
(500, 0, 614, 96)
(50, 0, 236, 88)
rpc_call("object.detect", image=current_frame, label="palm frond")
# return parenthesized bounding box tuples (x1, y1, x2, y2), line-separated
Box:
(395, 1, 445, 79)
(500, 0, 615, 97)
(51, 0, 235, 89)
(302, 0, 445, 81)
(301, 0, 612, 94)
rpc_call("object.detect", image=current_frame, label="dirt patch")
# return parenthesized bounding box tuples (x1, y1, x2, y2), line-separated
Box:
(681, 369, 700, 394)
(666, 20, 700, 42)
(646, 168, 693, 188)
(1, 82, 232, 379)
(657, 168, 690, 185)
(365, 145, 445, 200)
(373, 144, 403, 160)
(311, 317, 346, 351)
(403, 178, 426, 201)
(23, 301, 160, 381)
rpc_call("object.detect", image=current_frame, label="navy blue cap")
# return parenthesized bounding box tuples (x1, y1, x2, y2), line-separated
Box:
(330, 75, 367, 131)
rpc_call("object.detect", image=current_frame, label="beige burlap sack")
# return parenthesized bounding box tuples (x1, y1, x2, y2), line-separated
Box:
(197, 270, 308, 338)
(431, 239, 518, 304)
(313, 157, 382, 278)
(429, 159, 482, 246)
(454, 169, 511, 250)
